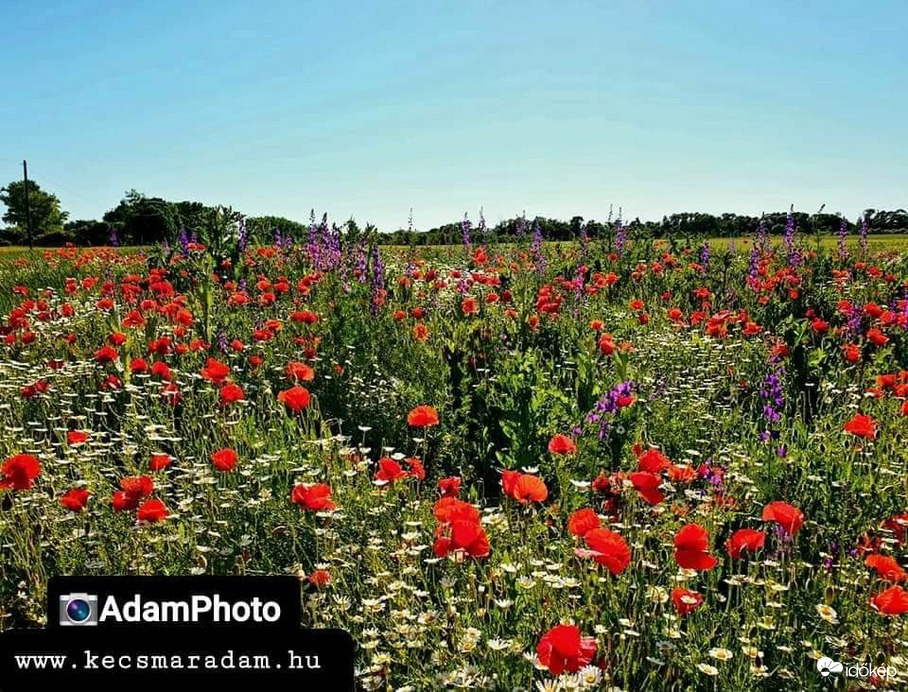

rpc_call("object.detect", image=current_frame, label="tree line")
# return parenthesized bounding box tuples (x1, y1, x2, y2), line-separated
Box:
(1, 178, 906, 247)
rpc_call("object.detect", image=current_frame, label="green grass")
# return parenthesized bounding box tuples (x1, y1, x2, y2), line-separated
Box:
(708, 234, 908, 251)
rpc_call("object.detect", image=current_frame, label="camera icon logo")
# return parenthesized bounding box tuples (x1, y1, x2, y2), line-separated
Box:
(59, 593, 99, 626)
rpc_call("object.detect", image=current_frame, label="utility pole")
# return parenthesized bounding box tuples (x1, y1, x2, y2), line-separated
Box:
(23, 160, 33, 250)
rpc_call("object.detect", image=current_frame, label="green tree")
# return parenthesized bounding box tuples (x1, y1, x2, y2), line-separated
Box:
(0, 179, 69, 238)
(103, 190, 176, 245)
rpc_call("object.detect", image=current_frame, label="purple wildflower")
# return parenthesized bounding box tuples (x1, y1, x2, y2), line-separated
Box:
(586, 380, 635, 440)
(178, 228, 190, 255)
(615, 220, 627, 256)
(461, 213, 472, 250)
(237, 217, 248, 254)
(531, 221, 545, 274)
(760, 363, 785, 442)
(860, 213, 869, 254)
(837, 217, 848, 260)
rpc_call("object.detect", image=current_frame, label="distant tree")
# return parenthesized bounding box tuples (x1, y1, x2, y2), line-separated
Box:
(65, 219, 117, 246)
(103, 190, 176, 245)
(0, 179, 69, 239)
(172, 201, 212, 235)
(246, 215, 308, 244)
(868, 209, 908, 233)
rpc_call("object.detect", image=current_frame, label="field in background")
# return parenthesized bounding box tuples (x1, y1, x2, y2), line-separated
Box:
(1, 230, 907, 690)
(708, 234, 908, 251)
(2, 235, 908, 262)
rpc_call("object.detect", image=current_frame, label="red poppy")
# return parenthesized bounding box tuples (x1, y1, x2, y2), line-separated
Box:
(865, 554, 908, 583)
(547, 434, 577, 455)
(0, 454, 42, 490)
(508, 474, 548, 504)
(211, 448, 238, 472)
(67, 430, 89, 445)
(112, 490, 136, 512)
(308, 569, 331, 587)
(136, 498, 168, 523)
(434, 497, 480, 525)
(120, 475, 154, 500)
(883, 514, 908, 545)
(636, 448, 671, 473)
(500, 469, 521, 496)
(461, 297, 479, 315)
(94, 345, 118, 363)
(200, 358, 231, 384)
(438, 476, 461, 497)
(149, 454, 172, 471)
(291, 483, 336, 512)
(761, 501, 805, 535)
(374, 457, 408, 484)
(726, 528, 766, 559)
(433, 498, 489, 558)
(433, 519, 490, 559)
(598, 335, 616, 355)
(843, 343, 861, 363)
(591, 471, 618, 495)
(404, 457, 425, 481)
(407, 405, 439, 427)
(671, 588, 704, 616)
(285, 361, 315, 382)
(278, 386, 311, 412)
(629, 471, 664, 505)
(867, 328, 889, 347)
(668, 464, 696, 483)
(870, 586, 908, 616)
(536, 625, 597, 676)
(219, 383, 245, 405)
(291, 310, 319, 325)
(150, 361, 172, 380)
(674, 524, 718, 571)
(580, 528, 631, 574)
(844, 414, 877, 440)
(567, 508, 600, 537)
(413, 323, 429, 341)
(128, 357, 151, 376)
(60, 488, 90, 512)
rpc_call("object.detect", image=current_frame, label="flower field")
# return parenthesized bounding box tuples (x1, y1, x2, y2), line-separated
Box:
(1, 227, 907, 691)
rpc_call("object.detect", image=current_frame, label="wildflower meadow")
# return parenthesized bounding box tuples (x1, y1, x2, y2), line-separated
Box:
(1, 220, 906, 691)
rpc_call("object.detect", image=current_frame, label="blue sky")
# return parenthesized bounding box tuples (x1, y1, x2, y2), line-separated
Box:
(1, 0, 905, 230)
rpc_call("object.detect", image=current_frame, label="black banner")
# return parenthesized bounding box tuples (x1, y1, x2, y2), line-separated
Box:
(0, 577, 354, 691)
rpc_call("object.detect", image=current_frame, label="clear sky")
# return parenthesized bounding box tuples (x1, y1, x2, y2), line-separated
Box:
(1, 0, 906, 230)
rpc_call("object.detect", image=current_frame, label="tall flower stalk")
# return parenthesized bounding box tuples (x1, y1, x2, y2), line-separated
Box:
(837, 217, 848, 260)
(461, 213, 472, 250)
